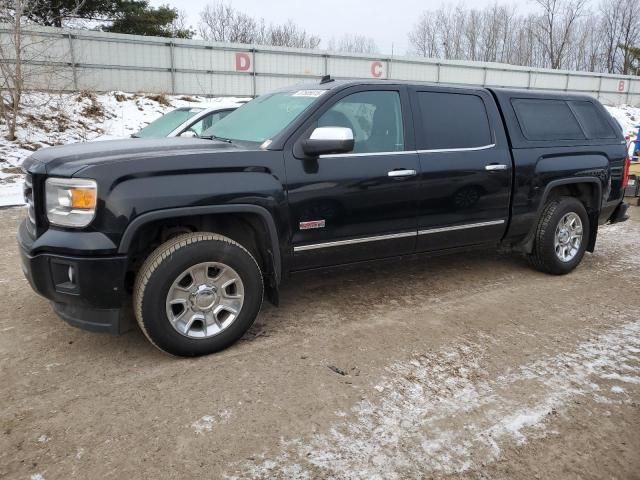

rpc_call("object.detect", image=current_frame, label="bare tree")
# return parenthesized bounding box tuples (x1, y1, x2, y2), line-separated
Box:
(599, 0, 624, 73)
(266, 20, 320, 49)
(198, 2, 320, 48)
(169, 9, 194, 39)
(407, 12, 439, 58)
(533, 0, 588, 69)
(406, 0, 623, 73)
(0, 0, 25, 140)
(327, 34, 378, 54)
(617, 2, 640, 74)
(0, 0, 79, 140)
(199, 2, 258, 43)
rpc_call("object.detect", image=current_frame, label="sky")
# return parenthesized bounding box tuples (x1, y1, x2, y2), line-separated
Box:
(149, 0, 531, 55)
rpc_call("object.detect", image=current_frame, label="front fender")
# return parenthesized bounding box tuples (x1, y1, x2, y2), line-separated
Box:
(117, 204, 283, 283)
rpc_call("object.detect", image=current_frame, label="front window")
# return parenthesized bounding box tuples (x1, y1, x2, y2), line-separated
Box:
(135, 108, 203, 138)
(202, 91, 323, 143)
(317, 91, 404, 153)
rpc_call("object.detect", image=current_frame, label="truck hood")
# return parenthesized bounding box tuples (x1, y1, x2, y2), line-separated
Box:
(23, 138, 244, 176)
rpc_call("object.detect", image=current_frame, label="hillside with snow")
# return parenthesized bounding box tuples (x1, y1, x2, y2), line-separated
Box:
(0, 91, 639, 206)
(0, 91, 247, 206)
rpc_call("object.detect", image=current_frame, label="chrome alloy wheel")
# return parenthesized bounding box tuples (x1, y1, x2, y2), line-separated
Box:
(554, 212, 583, 262)
(165, 262, 245, 339)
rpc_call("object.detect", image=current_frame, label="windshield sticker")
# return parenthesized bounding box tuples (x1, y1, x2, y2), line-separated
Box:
(291, 90, 326, 98)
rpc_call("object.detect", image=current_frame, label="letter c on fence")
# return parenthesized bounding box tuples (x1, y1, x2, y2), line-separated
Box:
(618, 80, 625, 92)
(371, 61, 383, 78)
(235, 53, 251, 72)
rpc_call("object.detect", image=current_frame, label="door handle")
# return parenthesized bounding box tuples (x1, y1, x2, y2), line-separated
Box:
(485, 164, 508, 171)
(388, 169, 417, 178)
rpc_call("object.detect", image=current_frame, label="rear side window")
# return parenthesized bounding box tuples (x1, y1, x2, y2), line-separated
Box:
(415, 92, 492, 150)
(512, 99, 585, 141)
(569, 101, 617, 139)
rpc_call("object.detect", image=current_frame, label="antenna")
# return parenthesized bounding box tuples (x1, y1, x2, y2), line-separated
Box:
(320, 75, 334, 84)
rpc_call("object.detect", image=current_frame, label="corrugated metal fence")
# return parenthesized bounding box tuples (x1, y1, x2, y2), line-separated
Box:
(2, 24, 639, 105)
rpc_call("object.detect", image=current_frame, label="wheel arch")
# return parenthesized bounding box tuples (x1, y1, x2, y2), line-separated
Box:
(521, 178, 602, 254)
(118, 205, 282, 286)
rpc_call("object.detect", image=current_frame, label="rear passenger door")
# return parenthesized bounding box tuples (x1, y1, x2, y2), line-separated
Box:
(410, 87, 512, 252)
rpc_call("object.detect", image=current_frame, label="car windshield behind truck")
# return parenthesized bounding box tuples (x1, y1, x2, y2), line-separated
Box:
(202, 91, 322, 143)
(135, 108, 203, 138)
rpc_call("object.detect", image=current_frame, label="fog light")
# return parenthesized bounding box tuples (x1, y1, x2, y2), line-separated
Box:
(51, 260, 79, 294)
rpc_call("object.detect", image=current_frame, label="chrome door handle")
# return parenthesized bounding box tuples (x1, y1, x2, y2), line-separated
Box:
(388, 169, 417, 178)
(485, 164, 508, 171)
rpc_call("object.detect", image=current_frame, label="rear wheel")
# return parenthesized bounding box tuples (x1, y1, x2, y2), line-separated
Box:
(134, 232, 263, 356)
(527, 197, 589, 275)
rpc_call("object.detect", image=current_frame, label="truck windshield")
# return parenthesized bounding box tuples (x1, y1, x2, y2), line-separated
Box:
(201, 91, 321, 143)
(135, 108, 203, 138)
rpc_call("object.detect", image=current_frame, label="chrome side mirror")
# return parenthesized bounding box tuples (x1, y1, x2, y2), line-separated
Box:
(302, 127, 354, 157)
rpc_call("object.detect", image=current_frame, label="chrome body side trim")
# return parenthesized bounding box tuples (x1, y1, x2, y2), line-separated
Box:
(417, 219, 505, 235)
(293, 231, 416, 252)
(293, 220, 506, 252)
(319, 144, 497, 159)
(416, 144, 496, 154)
(319, 150, 416, 159)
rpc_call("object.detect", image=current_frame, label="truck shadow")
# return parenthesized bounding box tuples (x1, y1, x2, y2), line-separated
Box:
(244, 249, 532, 341)
(59, 250, 532, 360)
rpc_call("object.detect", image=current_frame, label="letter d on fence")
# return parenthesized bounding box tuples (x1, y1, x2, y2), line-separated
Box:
(235, 52, 252, 72)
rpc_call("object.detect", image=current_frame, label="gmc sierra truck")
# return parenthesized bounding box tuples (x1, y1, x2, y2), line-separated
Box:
(18, 79, 631, 357)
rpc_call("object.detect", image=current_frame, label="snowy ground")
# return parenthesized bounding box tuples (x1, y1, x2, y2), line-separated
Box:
(0, 91, 247, 206)
(2, 205, 639, 479)
(0, 92, 639, 206)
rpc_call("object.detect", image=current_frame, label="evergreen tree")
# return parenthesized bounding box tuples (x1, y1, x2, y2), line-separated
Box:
(24, 0, 118, 27)
(103, 1, 193, 38)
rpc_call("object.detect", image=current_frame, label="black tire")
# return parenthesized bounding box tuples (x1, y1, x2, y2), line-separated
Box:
(527, 197, 590, 275)
(133, 232, 263, 357)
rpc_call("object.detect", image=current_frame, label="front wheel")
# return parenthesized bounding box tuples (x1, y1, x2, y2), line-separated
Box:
(133, 233, 263, 356)
(527, 197, 590, 275)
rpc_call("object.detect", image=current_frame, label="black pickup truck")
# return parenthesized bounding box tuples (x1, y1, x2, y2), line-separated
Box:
(18, 79, 630, 356)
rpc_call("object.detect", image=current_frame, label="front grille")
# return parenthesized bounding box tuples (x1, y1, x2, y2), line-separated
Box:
(23, 172, 36, 237)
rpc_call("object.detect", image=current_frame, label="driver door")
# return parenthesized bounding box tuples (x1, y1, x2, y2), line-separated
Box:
(284, 86, 420, 270)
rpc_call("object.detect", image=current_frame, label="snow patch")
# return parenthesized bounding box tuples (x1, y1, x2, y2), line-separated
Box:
(0, 181, 24, 207)
(592, 221, 640, 271)
(606, 104, 640, 146)
(191, 410, 232, 434)
(229, 320, 640, 479)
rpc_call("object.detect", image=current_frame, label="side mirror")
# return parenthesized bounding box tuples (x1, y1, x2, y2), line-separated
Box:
(180, 130, 198, 138)
(302, 127, 354, 157)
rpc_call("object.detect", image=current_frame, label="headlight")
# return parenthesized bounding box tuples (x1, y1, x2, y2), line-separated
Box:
(45, 178, 97, 228)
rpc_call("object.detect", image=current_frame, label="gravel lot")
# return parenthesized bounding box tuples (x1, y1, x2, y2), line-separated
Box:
(1, 206, 639, 480)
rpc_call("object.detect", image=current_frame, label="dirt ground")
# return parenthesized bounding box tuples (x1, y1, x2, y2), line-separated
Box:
(1, 206, 639, 480)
